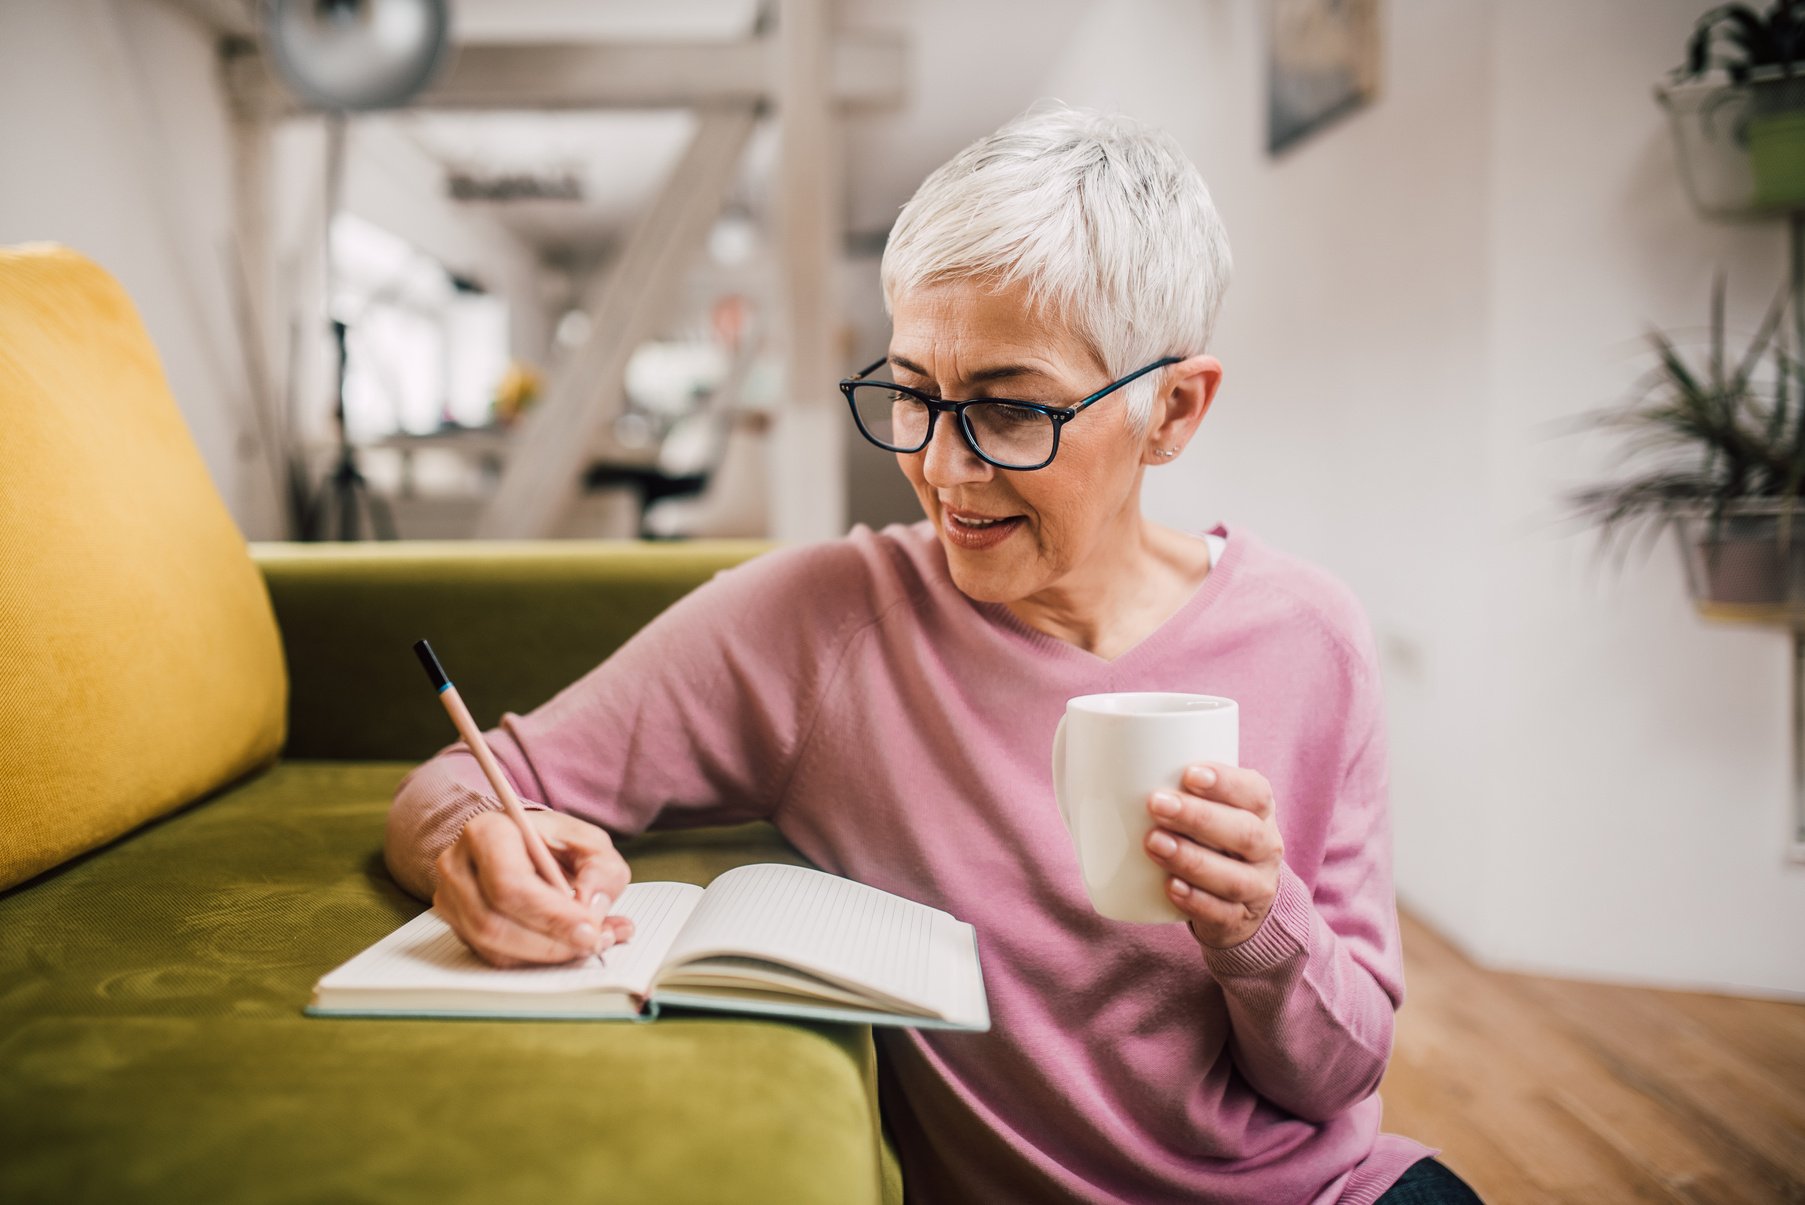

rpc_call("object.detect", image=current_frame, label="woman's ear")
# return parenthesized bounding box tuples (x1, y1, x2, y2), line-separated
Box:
(1143, 355, 1222, 464)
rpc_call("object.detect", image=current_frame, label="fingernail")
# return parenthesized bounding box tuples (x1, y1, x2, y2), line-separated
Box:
(574, 922, 600, 948)
(596, 930, 615, 951)
(1149, 831, 1178, 856)
(589, 893, 610, 918)
(1188, 765, 1218, 788)
(1169, 877, 1192, 897)
(1150, 791, 1181, 817)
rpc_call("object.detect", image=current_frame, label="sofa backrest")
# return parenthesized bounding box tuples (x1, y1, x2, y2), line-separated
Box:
(254, 540, 773, 762)
(0, 244, 287, 891)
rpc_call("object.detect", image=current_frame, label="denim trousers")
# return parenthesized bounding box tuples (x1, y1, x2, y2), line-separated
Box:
(1372, 1156, 1485, 1204)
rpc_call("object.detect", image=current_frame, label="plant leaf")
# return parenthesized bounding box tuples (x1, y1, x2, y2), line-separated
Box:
(1711, 271, 1728, 394)
(1731, 278, 1791, 390)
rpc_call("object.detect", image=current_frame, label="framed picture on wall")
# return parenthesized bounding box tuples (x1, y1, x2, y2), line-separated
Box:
(1268, 0, 1382, 155)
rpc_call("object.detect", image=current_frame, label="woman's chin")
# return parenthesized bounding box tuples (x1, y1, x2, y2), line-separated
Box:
(942, 549, 1029, 604)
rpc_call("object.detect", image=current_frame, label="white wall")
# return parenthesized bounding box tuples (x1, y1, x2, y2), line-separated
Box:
(1028, 0, 1803, 996)
(0, 0, 277, 535)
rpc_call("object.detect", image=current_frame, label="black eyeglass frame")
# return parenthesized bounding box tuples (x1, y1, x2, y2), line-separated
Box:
(838, 355, 1185, 471)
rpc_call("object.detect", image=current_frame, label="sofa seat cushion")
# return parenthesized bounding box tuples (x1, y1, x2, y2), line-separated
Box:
(0, 760, 895, 1204)
(0, 244, 287, 890)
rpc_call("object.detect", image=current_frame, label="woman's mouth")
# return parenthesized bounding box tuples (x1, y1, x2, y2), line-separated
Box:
(942, 507, 1025, 550)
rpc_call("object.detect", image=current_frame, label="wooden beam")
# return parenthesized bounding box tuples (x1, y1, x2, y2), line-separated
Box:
(474, 105, 759, 538)
(226, 107, 301, 539)
(768, 0, 847, 543)
(223, 32, 906, 118)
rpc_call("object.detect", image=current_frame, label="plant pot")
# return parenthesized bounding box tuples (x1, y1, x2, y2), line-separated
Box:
(1749, 71, 1805, 211)
(1657, 69, 1805, 219)
(1674, 498, 1805, 624)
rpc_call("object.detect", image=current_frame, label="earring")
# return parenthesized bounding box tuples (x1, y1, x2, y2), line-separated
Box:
(1155, 447, 1177, 458)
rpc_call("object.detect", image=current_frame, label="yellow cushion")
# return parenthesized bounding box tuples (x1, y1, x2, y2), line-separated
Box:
(0, 244, 286, 890)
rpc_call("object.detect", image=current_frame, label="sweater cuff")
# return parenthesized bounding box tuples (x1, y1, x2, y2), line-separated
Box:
(445, 790, 552, 839)
(384, 766, 549, 901)
(1201, 860, 1312, 977)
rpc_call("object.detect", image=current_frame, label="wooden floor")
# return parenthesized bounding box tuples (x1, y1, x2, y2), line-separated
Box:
(1381, 911, 1805, 1204)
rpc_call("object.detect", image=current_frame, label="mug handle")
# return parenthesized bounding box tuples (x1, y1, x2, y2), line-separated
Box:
(1051, 713, 1072, 831)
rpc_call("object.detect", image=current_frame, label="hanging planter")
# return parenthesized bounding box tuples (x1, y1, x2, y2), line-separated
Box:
(1674, 497, 1805, 619)
(1659, 68, 1805, 217)
(1657, 1, 1805, 220)
(1561, 275, 1801, 619)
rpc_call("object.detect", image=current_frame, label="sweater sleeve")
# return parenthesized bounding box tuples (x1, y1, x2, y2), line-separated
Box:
(1197, 660, 1404, 1123)
(383, 545, 862, 902)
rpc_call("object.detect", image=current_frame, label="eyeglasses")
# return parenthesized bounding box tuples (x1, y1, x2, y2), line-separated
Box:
(839, 356, 1183, 471)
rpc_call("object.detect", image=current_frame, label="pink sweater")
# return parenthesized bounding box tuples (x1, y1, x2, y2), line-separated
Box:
(386, 520, 1437, 1203)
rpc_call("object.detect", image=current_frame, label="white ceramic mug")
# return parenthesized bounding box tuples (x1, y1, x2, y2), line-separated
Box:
(1051, 693, 1240, 923)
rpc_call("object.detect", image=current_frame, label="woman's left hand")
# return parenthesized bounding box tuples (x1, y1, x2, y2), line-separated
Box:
(1145, 763, 1285, 949)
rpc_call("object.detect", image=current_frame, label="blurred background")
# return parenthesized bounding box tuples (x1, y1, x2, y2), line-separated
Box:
(2, 0, 1802, 1193)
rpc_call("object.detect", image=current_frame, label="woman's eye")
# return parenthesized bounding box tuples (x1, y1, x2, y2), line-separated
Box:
(990, 405, 1043, 425)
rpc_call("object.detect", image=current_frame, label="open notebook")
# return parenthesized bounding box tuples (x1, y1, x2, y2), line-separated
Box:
(308, 863, 989, 1031)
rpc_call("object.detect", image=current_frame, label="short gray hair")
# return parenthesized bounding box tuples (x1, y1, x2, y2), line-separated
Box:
(881, 101, 1233, 433)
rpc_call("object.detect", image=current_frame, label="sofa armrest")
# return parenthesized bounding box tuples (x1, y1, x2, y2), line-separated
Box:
(253, 539, 771, 761)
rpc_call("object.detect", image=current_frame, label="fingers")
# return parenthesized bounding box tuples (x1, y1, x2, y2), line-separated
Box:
(1179, 763, 1276, 820)
(435, 840, 606, 968)
(1167, 876, 1251, 936)
(433, 809, 641, 968)
(540, 812, 632, 909)
(436, 812, 613, 966)
(469, 812, 596, 924)
(536, 812, 636, 944)
(1147, 789, 1281, 862)
(1143, 829, 1270, 903)
(1147, 766, 1282, 947)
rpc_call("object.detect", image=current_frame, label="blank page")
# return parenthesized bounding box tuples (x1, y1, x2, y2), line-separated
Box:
(315, 881, 703, 1001)
(660, 864, 984, 1023)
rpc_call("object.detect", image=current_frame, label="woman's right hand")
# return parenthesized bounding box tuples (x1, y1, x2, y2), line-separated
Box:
(433, 807, 636, 968)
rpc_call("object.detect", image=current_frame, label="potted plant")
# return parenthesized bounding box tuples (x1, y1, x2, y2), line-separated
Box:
(1562, 274, 1804, 620)
(1658, 1, 1805, 217)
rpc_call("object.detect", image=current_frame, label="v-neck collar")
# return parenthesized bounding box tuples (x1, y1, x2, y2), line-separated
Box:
(963, 522, 1243, 671)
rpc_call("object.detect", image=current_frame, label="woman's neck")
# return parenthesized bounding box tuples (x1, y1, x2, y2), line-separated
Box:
(1005, 519, 1212, 660)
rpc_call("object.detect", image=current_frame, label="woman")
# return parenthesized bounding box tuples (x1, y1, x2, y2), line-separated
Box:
(386, 104, 1480, 1204)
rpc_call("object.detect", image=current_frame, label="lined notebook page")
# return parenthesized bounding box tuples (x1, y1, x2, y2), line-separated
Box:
(661, 864, 977, 1018)
(315, 881, 703, 1000)
(588, 881, 707, 997)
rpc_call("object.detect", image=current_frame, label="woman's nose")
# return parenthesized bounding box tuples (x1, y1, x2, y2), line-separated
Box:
(919, 413, 993, 487)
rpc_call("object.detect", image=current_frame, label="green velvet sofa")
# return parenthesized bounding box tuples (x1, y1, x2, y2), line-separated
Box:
(0, 245, 901, 1202)
(0, 542, 904, 1204)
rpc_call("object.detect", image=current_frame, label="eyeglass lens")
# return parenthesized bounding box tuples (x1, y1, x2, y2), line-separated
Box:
(849, 384, 1055, 468)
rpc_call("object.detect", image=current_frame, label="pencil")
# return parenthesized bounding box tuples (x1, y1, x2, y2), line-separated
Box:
(412, 638, 573, 897)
